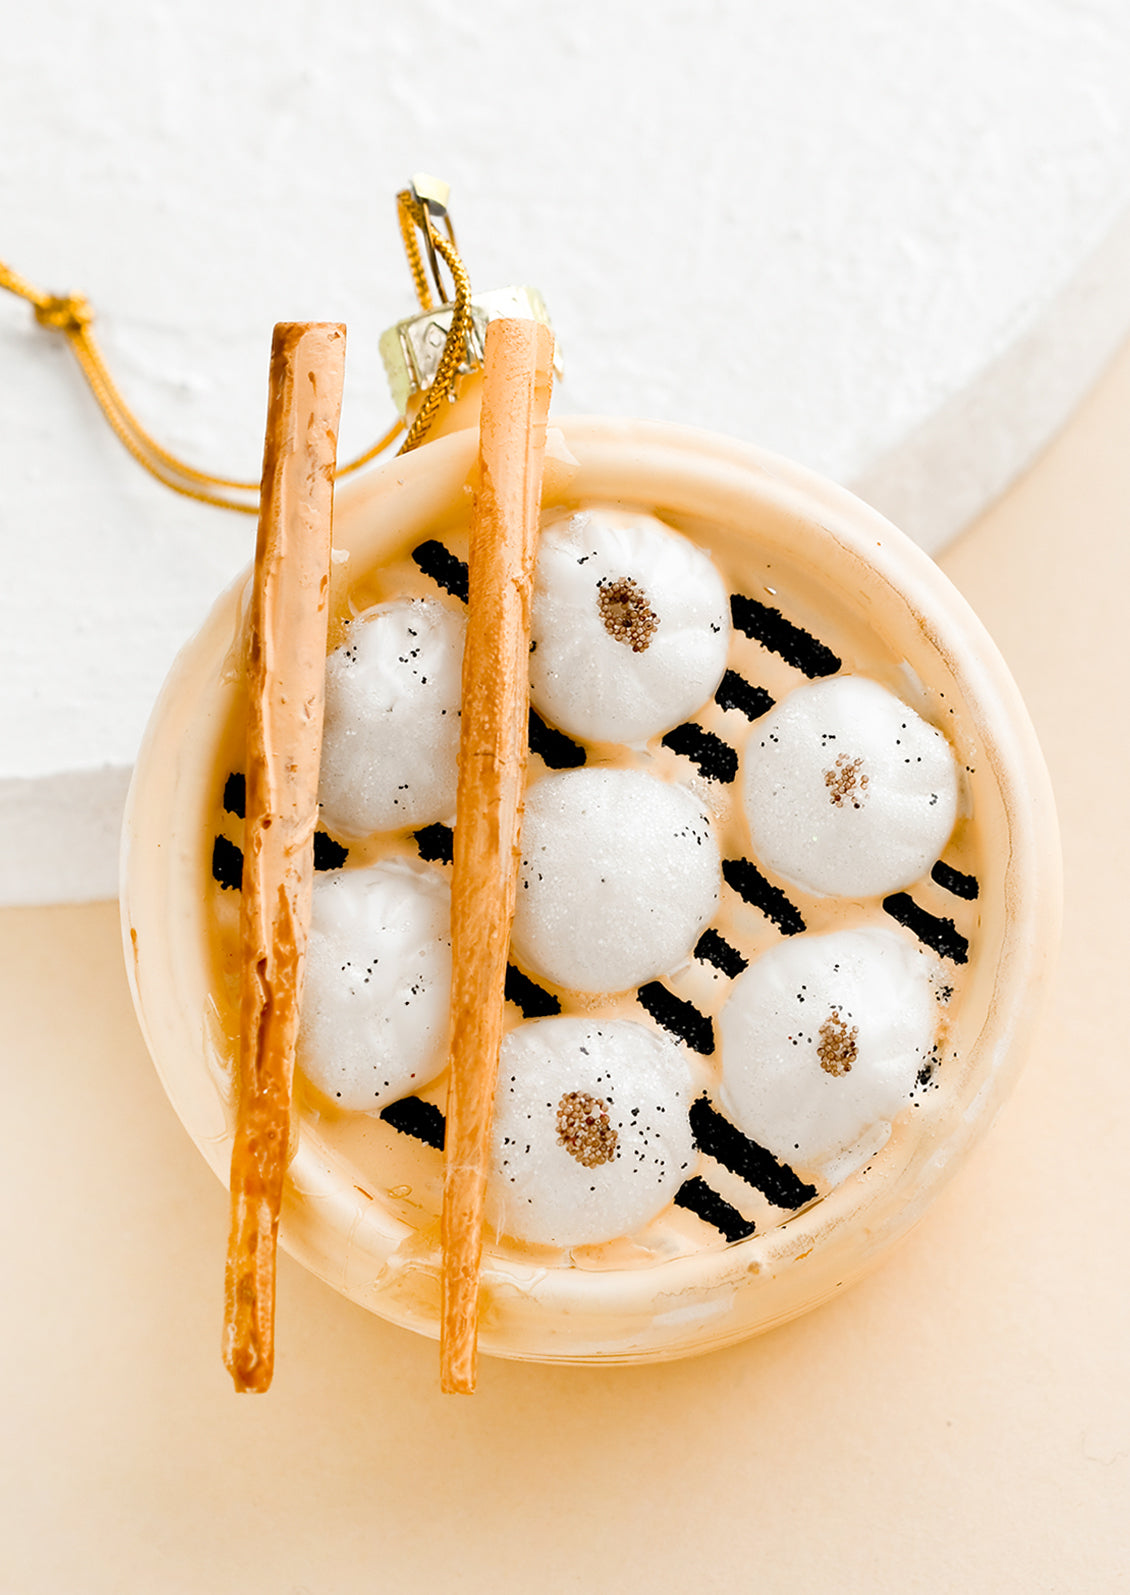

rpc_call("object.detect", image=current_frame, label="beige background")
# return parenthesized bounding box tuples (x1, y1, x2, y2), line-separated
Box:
(2, 342, 1128, 1594)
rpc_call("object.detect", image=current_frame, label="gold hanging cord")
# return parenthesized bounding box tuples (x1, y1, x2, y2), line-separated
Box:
(0, 176, 473, 514)
(394, 175, 475, 454)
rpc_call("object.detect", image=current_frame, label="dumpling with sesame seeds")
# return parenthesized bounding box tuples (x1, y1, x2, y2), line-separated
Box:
(741, 675, 959, 898)
(297, 859, 451, 1112)
(718, 927, 940, 1178)
(528, 507, 730, 743)
(488, 1017, 698, 1248)
(317, 597, 464, 838)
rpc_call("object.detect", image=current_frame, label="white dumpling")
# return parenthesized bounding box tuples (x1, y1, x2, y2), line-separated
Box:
(741, 676, 958, 898)
(297, 860, 451, 1111)
(528, 508, 730, 743)
(718, 927, 938, 1175)
(510, 768, 721, 994)
(318, 598, 464, 839)
(489, 1017, 697, 1247)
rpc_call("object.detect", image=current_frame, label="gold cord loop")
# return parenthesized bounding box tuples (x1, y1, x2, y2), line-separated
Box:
(1, 179, 470, 508)
(0, 251, 411, 513)
(394, 181, 475, 455)
(397, 190, 436, 314)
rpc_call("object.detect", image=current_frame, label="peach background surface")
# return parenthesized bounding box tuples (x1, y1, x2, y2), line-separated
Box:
(2, 342, 1128, 1594)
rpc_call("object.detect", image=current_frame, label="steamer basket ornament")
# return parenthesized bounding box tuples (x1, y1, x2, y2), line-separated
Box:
(117, 179, 1060, 1379)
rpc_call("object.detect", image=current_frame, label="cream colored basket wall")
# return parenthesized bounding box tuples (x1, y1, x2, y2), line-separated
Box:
(121, 418, 1060, 1365)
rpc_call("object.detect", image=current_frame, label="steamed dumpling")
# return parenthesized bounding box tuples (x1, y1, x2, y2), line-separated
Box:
(529, 508, 730, 743)
(318, 598, 464, 838)
(297, 859, 451, 1111)
(718, 926, 938, 1174)
(741, 676, 958, 898)
(510, 767, 721, 993)
(489, 1017, 697, 1247)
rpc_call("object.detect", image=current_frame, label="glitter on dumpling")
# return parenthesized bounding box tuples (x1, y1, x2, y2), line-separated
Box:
(741, 675, 958, 898)
(489, 1017, 697, 1247)
(528, 508, 730, 743)
(317, 598, 464, 839)
(718, 927, 939, 1178)
(296, 859, 451, 1112)
(509, 767, 721, 994)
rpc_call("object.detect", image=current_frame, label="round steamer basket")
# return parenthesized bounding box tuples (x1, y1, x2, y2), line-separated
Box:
(121, 417, 1060, 1365)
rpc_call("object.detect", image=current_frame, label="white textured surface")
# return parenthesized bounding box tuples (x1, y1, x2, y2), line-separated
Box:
(298, 860, 452, 1113)
(2, 0, 1130, 902)
(319, 598, 465, 839)
(530, 508, 730, 744)
(741, 676, 959, 900)
(513, 768, 720, 995)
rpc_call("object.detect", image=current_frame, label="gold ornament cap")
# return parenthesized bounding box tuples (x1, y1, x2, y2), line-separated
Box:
(379, 285, 560, 417)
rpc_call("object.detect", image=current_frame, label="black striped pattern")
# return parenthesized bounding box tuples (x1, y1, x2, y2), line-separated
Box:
(376, 1096, 753, 1246)
(722, 857, 806, 935)
(730, 593, 841, 678)
(694, 928, 748, 977)
(637, 983, 715, 1055)
(313, 832, 349, 871)
(674, 1178, 756, 1243)
(223, 771, 246, 817)
(689, 1096, 818, 1210)
(412, 539, 468, 603)
(213, 829, 348, 886)
(414, 822, 454, 864)
(528, 708, 586, 769)
(931, 860, 979, 900)
(211, 834, 243, 891)
(883, 892, 969, 964)
(714, 670, 774, 721)
(661, 722, 738, 782)
(505, 964, 561, 1018)
(380, 1096, 446, 1150)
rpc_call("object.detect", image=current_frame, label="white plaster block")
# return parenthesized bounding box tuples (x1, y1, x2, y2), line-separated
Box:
(0, 767, 133, 906)
(2, 0, 1130, 903)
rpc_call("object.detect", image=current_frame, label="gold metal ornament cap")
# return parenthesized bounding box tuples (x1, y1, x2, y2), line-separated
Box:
(379, 285, 560, 417)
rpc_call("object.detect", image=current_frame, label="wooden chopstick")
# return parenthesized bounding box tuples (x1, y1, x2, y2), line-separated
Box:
(222, 322, 346, 1393)
(440, 318, 555, 1394)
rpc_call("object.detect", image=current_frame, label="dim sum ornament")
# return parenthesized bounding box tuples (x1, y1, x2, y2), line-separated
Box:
(116, 177, 1059, 1383)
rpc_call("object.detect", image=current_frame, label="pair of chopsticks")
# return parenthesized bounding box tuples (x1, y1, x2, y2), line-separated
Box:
(223, 317, 553, 1395)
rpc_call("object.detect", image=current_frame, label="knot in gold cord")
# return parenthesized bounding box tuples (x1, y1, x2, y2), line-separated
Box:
(0, 175, 471, 510)
(33, 292, 93, 335)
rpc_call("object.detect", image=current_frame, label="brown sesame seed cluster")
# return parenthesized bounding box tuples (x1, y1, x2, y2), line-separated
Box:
(596, 575, 659, 653)
(555, 1090, 620, 1168)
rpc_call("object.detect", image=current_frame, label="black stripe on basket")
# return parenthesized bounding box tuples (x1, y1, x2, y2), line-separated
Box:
(689, 1096, 818, 1210)
(694, 928, 749, 977)
(211, 835, 243, 891)
(222, 771, 246, 818)
(637, 983, 715, 1055)
(674, 1177, 757, 1243)
(505, 964, 561, 1018)
(528, 708, 586, 769)
(412, 540, 468, 603)
(414, 823, 454, 865)
(714, 670, 775, 721)
(883, 893, 969, 964)
(730, 594, 841, 678)
(931, 860, 979, 900)
(213, 828, 346, 882)
(313, 832, 349, 871)
(722, 857, 806, 935)
(380, 1096, 446, 1151)
(660, 723, 738, 783)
